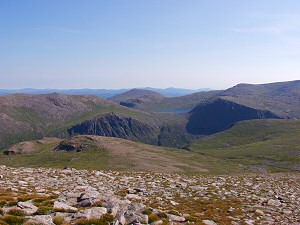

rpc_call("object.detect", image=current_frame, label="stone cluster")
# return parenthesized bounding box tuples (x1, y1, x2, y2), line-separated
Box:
(0, 165, 299, 224)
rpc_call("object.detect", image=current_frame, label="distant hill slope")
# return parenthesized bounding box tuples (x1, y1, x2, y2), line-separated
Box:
(186, 98, 282, 135)
(110, 88, 222, 111)
(0, 93, 113, 145)
(0, 87, 206, 98)
(190, 119, 300, 172)
(143, 90, 223, 111)
(109, 89, 165, 109)
(144, 87, 212, 97)
(1, 80, 299, 151)
(219, 80, 300, 119)
(184, 80, 300, 135)
(113, 81, 300, 118)
(0, 93, 167, 149)
(0, 88, 129, 99)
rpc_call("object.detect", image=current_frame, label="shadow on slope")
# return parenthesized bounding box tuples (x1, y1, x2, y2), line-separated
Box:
(186, 98, 282, 135)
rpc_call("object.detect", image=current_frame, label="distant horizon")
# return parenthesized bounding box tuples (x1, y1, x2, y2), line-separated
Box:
(0, 79, 298, 91)
(0, 87, 211, 91)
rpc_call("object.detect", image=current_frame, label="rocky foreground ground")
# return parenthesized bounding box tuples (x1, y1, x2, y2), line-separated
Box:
(0, 166, 299, 225)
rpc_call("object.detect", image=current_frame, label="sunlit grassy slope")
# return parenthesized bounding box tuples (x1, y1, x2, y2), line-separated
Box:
(1, 119, 299, 174)
(190, 119, 300, 172)
(0, 136, 238, 174)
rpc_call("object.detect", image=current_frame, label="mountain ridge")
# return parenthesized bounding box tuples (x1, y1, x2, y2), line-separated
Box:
(0, 80, 299, 151)
(0, 87, 210, 98)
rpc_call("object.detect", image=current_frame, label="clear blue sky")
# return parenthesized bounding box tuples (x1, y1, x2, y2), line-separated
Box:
(1, 0, 300, 89)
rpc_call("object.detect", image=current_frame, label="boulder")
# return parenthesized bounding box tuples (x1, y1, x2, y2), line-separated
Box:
(167, 214, 185, 222)
(78, 207, 108, 219)
(77, 190, 100, 207)
(17, 201, 38, 214)
(126, 194, 142, 200)
(27, 215, 55, 225)
(151, 220, 164, 225)
(54, 201, 78, 212)
(202, 220, 218, 225)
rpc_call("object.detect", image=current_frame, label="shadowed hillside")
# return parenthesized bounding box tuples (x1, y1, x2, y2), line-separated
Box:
(67, 113, 160, 145)
(186, 98, 282, 135)
(184, 80, 300, 136)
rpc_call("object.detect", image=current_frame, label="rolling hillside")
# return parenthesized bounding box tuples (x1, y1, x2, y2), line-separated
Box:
(219, 80, 300, 118)
(2, 119, 299, 174)
(0, 93, 166, 149)
(184, 80, 300, 136)
(110, 88, 222, 111)
(110, 81, 300, 119)
(190, 119, 300, 172)
(1, 80, 300, 153)
(0, 135, 234, 174)
(109, 88, 165, 109)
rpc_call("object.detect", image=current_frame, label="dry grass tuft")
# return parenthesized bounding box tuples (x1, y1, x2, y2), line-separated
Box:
(0, 215, 25, 225)
(74, 214, 114, 225)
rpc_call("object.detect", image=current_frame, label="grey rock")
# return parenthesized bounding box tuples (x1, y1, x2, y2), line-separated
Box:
(151, 220, 164, 225)
(28, 215, 55, 225)
(81, 207, 108, 219)
(168, 214, 185, 222)
(127, 194, 142, 200)
(79, 199, 93, 207)
(202, 220, 218, 225)
(54, 201, 78, 212)
(190, 185, 207, 191)
(18, 201, 38, 214)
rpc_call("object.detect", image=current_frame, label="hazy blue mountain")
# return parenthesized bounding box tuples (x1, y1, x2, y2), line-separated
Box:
(0, 88, 129, 99)
(144, 87, 212, 97)
(0, 87, 211, 98)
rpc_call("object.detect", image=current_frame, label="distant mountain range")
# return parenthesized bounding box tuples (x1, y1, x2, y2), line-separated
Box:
(0, 87, 212, 98)
(0, 80, 299, 173)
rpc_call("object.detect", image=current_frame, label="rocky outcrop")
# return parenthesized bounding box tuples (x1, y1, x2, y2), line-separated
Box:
(187, 98, 282, 135)
(67, 113, 159, 145)
(67, 113, 194, 148)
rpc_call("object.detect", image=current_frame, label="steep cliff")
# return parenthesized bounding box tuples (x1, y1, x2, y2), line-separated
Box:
(68, 113, 160, 145)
